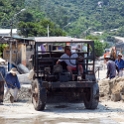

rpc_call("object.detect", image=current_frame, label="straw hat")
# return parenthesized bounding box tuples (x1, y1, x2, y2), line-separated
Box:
(10, 67, 17, 74)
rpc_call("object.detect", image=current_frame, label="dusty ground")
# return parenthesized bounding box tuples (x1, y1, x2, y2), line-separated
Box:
(0, 98, 124, 124)
(0, 69, 124, 124)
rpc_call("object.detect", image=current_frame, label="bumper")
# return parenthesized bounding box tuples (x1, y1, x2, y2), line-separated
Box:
(42, 81, 96, 88)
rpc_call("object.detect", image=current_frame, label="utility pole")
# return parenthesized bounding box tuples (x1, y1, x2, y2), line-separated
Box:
(47, 24, 49, 37)
(9, 8, 26, 71)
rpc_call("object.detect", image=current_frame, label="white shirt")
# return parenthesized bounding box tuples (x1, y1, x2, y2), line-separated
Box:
(59, 53, 78, 67)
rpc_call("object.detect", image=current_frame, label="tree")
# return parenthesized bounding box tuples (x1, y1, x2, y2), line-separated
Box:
(17, 19, 66, 37)
(86, 35, 104, 57)
(94, 40, 104, 57)
(0, 44, 8, 57)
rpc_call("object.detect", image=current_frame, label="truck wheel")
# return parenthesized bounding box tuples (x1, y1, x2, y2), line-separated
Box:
(83, 83, 99, 109)
(32, 79, 47, 111)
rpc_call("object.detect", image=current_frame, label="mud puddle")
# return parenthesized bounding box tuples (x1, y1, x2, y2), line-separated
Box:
(0, 117, 118, 124)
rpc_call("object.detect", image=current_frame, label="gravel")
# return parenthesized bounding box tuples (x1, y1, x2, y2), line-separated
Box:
(4, 87, 32, 103)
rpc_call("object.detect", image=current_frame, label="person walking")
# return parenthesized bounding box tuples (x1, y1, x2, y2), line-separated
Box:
(115, 53, 124, 77)
(105, 55, 119, 79)
(4, 68, 20, 102)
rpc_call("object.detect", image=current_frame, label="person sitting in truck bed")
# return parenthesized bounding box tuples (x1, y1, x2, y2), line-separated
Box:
(56, 46, 84, 78)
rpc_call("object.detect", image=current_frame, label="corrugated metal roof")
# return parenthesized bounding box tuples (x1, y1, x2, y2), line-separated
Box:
(34, 37, 92, 43)
(13, 35, 34, 41)
(0, 36, 10, 43)
(0, 36, 93, 44)
(0, 35, 34, 44)
(0, 29, 17, 34)
(116, 42, 124, 48)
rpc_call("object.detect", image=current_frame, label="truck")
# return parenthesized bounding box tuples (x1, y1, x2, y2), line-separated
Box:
(31, 37, 99, 111)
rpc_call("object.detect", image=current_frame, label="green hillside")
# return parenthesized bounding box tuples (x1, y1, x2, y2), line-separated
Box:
(1, 0, 124, 38)
(24, 0, 124, 37)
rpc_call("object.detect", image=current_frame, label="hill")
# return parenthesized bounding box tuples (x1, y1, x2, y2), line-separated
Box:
(1, 0, 124, 38)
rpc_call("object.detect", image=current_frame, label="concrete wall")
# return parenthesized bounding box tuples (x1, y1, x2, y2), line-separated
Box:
(21, 44, 26, 65)
(3, 43, 26, 66)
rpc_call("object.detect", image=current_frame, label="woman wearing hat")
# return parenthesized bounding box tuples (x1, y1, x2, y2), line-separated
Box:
(4, 67, 20, 102)
(115, 53, 124, 77)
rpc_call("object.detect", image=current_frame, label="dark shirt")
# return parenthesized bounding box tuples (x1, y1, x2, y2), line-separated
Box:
(5, 73, 20, 89)
(0, 67, 6, 78)
(0, 66, 6, 81)
(107, 60, 117, 79)
(115, 59, 124, 70)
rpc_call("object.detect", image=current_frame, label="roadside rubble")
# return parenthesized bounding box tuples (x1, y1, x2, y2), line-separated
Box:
(4, 72, 32, 103)
(4, 87, 32, 103)
(99, 76, 124, 102)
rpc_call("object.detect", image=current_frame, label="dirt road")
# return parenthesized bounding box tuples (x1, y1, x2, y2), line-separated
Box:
(0, 98, 124, 124)
(0, 69, 124, 124)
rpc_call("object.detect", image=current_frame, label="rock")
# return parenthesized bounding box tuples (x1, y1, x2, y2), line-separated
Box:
(99, 92, 104, 97)
(99, 76, 124, 102)
(120, 92, 124, 101)
(111, 92, 121, 102)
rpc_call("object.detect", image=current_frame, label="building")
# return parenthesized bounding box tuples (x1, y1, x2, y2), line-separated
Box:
(0, 36, 34, 68)
(0, 29, 17, 36)
(116, 42, 124, 56)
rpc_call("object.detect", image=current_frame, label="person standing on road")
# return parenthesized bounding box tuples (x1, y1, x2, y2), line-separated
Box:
(0, 65, 6, 105)
(105, 55, 119, 79)
(0, 58, 6, 105)
(115, 53, 124, 77)
(4, 68, 21, 102)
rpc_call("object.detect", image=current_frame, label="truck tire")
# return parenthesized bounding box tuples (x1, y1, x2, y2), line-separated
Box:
(32, 79, 47, 111)
(83, 83, 99, 109)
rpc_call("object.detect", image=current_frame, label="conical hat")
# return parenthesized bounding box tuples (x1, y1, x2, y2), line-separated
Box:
(0, 58, 5, 64)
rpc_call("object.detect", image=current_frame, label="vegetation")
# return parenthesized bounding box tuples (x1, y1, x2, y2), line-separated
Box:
(86, 35, 107, 57)
(0, 0, 124, 56)
(25, 0, 124, 38)
(0, 44, 8, 57)
(18, 19, 66, 37)
(1, 0, 124, 38)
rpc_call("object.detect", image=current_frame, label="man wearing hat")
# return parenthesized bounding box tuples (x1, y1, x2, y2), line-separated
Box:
(115, 53, 124, 77)
(56, 46, 84, 79)
(105, 55, 119, 79)
(4, 67, 20, 102)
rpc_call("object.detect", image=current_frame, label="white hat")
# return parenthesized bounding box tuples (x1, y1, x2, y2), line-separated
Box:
(118, 53, 122, 57)
(10, 67, 17, 74)
(0, 58, 5, 64)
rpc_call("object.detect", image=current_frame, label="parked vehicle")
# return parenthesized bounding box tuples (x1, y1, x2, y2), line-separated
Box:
(31, 37, 99, 111)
